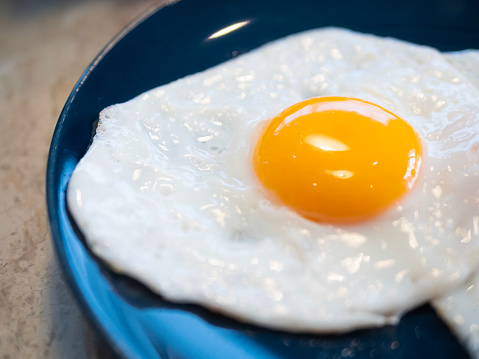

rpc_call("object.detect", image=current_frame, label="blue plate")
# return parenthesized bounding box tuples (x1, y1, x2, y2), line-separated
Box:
(46, 0, 479, 358)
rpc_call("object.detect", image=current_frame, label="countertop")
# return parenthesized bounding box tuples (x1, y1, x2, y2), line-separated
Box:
(0, 1, 158, 357)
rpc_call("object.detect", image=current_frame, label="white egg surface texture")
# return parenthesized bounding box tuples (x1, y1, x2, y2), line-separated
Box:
(431, 49, 479, 359)
(67, 28, 479, 334)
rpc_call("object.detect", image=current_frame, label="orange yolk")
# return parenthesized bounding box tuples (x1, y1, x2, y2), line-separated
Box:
(253, 96, 422, 224)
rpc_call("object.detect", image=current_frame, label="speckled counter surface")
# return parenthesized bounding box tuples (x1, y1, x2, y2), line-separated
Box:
(0, 1, 157, 357)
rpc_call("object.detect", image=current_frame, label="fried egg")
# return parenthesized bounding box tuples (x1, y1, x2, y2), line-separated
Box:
(67, 28, 479, 333)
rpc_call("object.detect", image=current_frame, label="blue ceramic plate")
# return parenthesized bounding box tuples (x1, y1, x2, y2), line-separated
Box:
(47, 0, 479, 358)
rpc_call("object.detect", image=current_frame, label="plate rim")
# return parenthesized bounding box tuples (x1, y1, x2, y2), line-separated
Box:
(45, 2, 172, 358)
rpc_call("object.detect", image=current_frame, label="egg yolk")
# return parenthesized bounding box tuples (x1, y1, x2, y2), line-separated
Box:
(253, 96, 422, 223)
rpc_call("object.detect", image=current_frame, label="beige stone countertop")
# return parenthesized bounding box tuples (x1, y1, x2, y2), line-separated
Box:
(0, 0, 158, 357)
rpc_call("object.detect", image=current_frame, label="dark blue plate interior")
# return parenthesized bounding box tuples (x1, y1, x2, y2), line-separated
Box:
(47, 0, 479, 358)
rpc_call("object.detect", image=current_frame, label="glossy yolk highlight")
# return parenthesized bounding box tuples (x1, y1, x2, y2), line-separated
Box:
(253, 96, 422, 223)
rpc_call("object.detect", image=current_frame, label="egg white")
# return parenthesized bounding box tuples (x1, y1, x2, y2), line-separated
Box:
(431, 49, 479, 359)
(67, 28, 479, 333)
